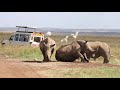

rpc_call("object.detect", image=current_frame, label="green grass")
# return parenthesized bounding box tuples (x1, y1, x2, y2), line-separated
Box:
(0, 45, 43, 60)
(0, 33, 120, 63)
(0, 32, 120, 78)
(46, 66, 120, 78)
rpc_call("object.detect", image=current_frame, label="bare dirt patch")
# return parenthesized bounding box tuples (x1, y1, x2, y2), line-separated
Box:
(0, 55, 120, 78)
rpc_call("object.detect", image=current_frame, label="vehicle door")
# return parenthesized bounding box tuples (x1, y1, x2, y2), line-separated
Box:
(18, 34, 30, 45)
(10, 34, 20, 45)
(10, 34, 29, 45)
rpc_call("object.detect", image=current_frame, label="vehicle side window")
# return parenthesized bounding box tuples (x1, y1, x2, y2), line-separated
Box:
(19, 34, 29, 42)
(25, 35, 29, 42)
(14, 34, 19, 41)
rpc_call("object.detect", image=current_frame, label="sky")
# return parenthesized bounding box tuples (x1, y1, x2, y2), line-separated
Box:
(0, 12, 120, 29)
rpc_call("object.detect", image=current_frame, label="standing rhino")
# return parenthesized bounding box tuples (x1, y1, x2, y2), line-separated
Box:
(85, 41, 111, 64)
(40, 37, 56, 62)
(55, 40, 94, 62)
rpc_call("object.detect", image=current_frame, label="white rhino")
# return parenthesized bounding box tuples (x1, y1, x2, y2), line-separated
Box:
(55, 40, 94, 62)
(84, 41, 111, 64)
(40, 37, 56, 62)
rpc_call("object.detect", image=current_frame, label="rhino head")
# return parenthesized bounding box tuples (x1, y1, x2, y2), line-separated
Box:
(77, 40, 95, 53)
(44, 42, 56, 62)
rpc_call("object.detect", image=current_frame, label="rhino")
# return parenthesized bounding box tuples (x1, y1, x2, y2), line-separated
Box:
(55, 40, 94, 62)
(84, 41, 111, 64)
(39, 37, 56, 62)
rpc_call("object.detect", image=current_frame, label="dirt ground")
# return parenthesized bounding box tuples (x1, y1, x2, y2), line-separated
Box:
(0, 55, 120, 78)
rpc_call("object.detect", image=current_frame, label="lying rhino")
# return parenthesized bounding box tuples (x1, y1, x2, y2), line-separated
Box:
(40, 37, 56, 62)
(85, 41, 111, 64)
(55, 40, 94, 62)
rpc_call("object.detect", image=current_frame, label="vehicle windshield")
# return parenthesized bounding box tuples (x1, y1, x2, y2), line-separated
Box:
(34, 37, 41, 42)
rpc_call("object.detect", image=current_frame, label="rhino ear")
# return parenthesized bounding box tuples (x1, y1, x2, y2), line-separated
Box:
(77, 40, 80, 44)
(77, 40, 87, 45)
(85, 41, 88, 43)
(50, 44, 55, 48)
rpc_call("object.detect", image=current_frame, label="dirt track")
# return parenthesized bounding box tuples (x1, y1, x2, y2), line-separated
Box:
(0, 55, 120, 78)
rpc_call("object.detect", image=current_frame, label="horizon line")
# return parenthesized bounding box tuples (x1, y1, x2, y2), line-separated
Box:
(0, 27, 120, 30)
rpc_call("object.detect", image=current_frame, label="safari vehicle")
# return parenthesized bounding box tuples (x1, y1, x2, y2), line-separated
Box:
(1, 26, 44, 47)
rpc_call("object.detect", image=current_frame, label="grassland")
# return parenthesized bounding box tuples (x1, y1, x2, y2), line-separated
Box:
(0, 32, 120, 78)
(0, 33, 120, 63)
(46, 66, 120, 78)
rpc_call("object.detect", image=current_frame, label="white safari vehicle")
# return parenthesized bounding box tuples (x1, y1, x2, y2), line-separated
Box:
(1, 26, 44, 47)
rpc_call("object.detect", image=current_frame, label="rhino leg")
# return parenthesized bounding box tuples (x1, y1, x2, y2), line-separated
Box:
(40, 50, 50, 62)
(40, 48, 46, 61)
(83, 53, 89, 63)
(86, 53, 91, 60)
(99, 51, 109, 64)
(93, 53, 100, 61)
(103, 55, 109, 64)
(43, 59, 51, 62)
(43, 53, 50, 62)
(44, 55, 51, 62)
(103, 58, 109, 64)
(51, 48, 54, 58)
(77, 51, 88, 63)
(43, 54, 50, 62)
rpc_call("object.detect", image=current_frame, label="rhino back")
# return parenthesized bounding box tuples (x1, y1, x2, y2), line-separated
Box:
(88, 41, 110, 55)
(88, 42, 101, 49)
(57, 41, 80, 55)
(55, 41, 81, 61)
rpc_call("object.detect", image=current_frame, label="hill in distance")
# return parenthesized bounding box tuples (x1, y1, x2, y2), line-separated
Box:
(0, 27, 120, 36)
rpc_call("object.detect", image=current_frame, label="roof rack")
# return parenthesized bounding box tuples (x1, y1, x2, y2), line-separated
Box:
(16, 31, 34, 33)
(16, 26, 37, 32)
